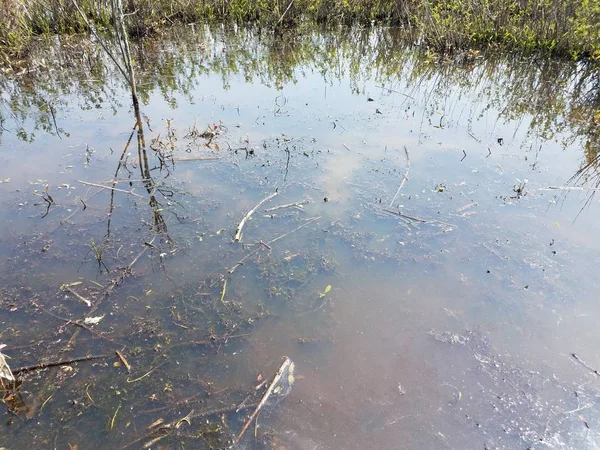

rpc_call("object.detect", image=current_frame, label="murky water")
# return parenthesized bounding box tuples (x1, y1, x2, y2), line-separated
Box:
(1, 25, 600, 449)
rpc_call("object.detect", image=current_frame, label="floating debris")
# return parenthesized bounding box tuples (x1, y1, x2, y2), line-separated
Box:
(0, 344, 15, 382)
(83, 315, 105, 325)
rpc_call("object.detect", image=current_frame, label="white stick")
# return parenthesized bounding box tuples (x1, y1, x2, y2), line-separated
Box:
(539, 186, 600, 192)
(234, 192, 278, 242)
(235, 357, 292, 444)
(77, 180, 144, 198)
(389, 145, 410, 207)
(265, 199, 309, 212)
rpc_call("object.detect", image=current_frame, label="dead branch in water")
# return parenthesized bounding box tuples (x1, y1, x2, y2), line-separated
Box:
(62, 285, 92, 307)
(26, 238, 155, 419)
(234, 191, 278, 242)
(173, 156, 221, 162)
(95, 236, 157, 304)
(266, 215, 321, 245)
(33, 302, 123, 347)
(540, 186, 600, 192)
(228, 251, 258, 275)
(381, 208, 456, 230)
(189, 402, 257, 421)
(389, 145, 410, 207)
(571, 353, 600, 376)
(13, 354, 110, 375)
(116, 350, 131, 372)
(122, 403, 258, 450)
(77, 180, 144, 197)
(381, 208, 425, 223)
(227, 215, 321, 275)
(235, 357, 293, 444)
(265, 199, 309, 212)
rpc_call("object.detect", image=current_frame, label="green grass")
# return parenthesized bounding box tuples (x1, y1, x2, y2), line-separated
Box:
(1, 0, 600, 62)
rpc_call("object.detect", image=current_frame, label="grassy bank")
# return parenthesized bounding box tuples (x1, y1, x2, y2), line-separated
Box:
(1, 0, 599, 62)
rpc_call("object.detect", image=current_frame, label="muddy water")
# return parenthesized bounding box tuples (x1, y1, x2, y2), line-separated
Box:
(1, 26, 600, 449)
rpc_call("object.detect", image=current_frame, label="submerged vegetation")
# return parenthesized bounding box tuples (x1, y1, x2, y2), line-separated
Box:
(1, 0, 600, 62)
(1, 2, 600, 447)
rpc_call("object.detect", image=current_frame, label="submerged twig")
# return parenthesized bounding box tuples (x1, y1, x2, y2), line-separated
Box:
(381, 208, 426, 223)
(299, 296, 332, 316)
(220, 279, 228, 304)
(265, 199, 309, 212)
(258, 241, 272, 250)
(173, 156, 221, 162)
(122, 403, 258, 450)
(110, 404, 121, 430)
(457, 202, 477, 212)
(571, 353, 600, 376)
(540, 186, 600, 192)
(235, 357, 293, 444)
(389, 145, 410, 207)
(468, 131, 481, 142)
(228, 252, 257, 275)
(77, 180, 144, 197)
(234, 191, 278, 242)
(67, 237, 156, 350)
(62, 285, 92, 307)
(381, 208, 455, 229)
(34, 302, 122, 346)
(266, 215, 320, 245)
(126, 362, 166, 383)
(141, 434, 170, 449)
(116, 350, 131, 372)
(227, 216, 320, 275)
(13, 354, 110, 375)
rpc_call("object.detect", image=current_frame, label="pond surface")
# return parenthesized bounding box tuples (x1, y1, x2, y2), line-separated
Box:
(1, 25, 600, 449)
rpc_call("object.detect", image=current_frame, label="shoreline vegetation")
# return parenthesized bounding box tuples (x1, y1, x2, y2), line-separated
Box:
(0, 0, 599, 63)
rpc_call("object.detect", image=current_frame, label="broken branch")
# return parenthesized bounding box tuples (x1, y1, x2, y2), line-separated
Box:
(234, 191, 278, 242)
(224, 216, 320, 279)
(77, 180, 144, 198)
(173, 156, 221, 162)
(62, 286, 92, 307)
(12, 354, 110, 375)
(116, 350, 131, 372)
(123, 403, 258, 450)
(540, 186, 600, 192)
(381, 208, 426, 223)
(265, 199, 309, 212)
(235, 357, 293, 444)
(389, 145, 410, 207)
(34, 302, 122, 347)
(266, 216, 320, 245)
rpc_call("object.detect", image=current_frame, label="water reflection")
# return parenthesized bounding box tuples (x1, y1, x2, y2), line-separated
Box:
(2, 26, 599, 155)
(0, 25, 599, 449)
